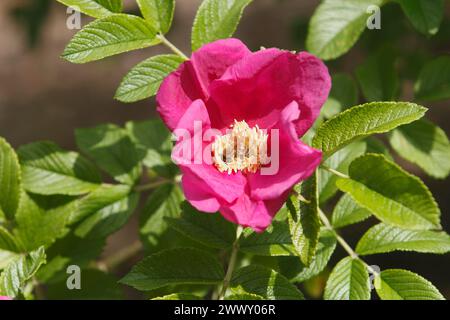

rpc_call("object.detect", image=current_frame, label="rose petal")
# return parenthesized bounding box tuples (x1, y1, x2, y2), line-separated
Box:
(247, 101, 322, 200)
(219, 192, 272, 232)
(174, 99, 211, 133)
(295, 52, 332, 135)
(219, 190, 289, 232)
(209, 49, 331, 135)
(157, 39, 251, 131)
(191, 39, 252, 94)
(181, 170, 221, 212)
(172, 100, 247, 204)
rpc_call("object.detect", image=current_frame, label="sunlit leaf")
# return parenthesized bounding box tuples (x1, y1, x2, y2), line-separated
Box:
(120, 248, 224, 291)
(192, 0, 252, 50)
(375, 269, 444, 300)
(336, 154, 441, 230)
(62, 14, 159, 63)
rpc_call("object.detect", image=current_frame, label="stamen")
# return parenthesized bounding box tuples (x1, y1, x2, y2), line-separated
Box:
(212, 120, 269, 174)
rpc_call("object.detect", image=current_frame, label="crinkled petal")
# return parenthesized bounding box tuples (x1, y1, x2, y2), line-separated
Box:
(174, 99, 211, 133)
(209, 49, 331, 134)
(180, 164, 247, 204)
(181, 170, 221, 212)
(219, 190, 289, 232)
(219, 193, 272, 232)
(157, 62, 203, 131)
(191, 38, 252, 94)
(295, 52, 332, 135)
(247, 101, 322, 200)
(157, 39, 251, 130)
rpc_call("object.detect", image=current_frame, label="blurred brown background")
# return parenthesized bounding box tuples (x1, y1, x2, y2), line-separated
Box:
(0, 0, 449, 298)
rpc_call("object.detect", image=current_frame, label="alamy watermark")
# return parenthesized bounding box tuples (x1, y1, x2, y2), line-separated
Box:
(66, 265, 81, 290)
(66, 6, 82, 30)
(172, 120, 281, 176)
(367, 5, 381, 30)
(368, 264, 381, 290)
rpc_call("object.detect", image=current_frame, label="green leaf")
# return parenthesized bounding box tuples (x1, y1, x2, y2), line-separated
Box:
(0, 246, 46, 298)
(120, 248, 224, 291)
(306, 0, 386, 60)
(18, 141, 101, 196)
(136, 0, 175, 34)
(35, 256, 71, 284)
(115, 54, 183, 103)
(0, 137, 21, 220)
(192, 0, 252, 51)
(74, 188, 138, 239)
(76, 124, 143, 185)
(152, 293, 201, 300)
(319, 141, 367, 203)
(336, 154, 441, 230)
(166, 202, 236, 249)
(322, 73, 359, 118)
(225, 293, 264, 300)
(415, 56, 450, 101)
(287, 173, 320, 266)
(62, 14, 159, 64)
(69, 184, 131, 224)
(375, 269, 444, 300)
(356, 223, 450, 255)
(14, 193, 75, 251)
(95, 0, 122, 13)
(324, 257, 370, 300)
(46, 269, 123, 300)
(389, 120, 450, 179)
(0, 250, 19, 271)
(396, 0, 445, 36)
(239, 222, 296, 256)
(126, 120, 171, 155)
(331, 194, 372, 228)
(356, 47, 399, 101)
(287, 228, 337, 283)
(125, 119, 173, 170)
(230, 265, 304, 300)
(56, 0, 114, 18)
(0, 226, 19, 252)
(312, 102, 427, 159)
(139, 184, 184, 251)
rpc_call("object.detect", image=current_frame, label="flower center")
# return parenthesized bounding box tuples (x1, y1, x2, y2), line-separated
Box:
(212, 120, 269, 174)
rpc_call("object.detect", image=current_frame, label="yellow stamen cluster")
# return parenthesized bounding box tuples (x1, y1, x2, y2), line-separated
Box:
(212, 120, 269, 174)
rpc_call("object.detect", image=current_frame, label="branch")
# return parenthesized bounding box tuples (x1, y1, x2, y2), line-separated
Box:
(318, 208, 379, 276)
(218, 226, 244, 300)
(320, 165, 350, 179)
(101, 240, 143, 272)
(157, 34, 190, 60)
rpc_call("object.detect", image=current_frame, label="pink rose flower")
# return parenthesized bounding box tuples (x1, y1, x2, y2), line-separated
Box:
(157, 39, 331, 232)
(0, 296, 12, 300)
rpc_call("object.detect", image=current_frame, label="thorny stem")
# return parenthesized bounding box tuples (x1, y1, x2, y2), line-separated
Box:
(318, 167, 379, 275)
(318, 209, 357, 259)
(218, 226, 244, 300)
(318, 208, 379, 276)
(157, 33, 190, 60)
